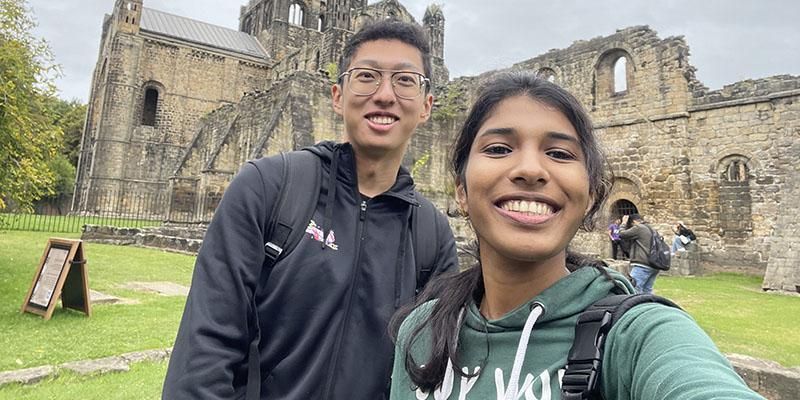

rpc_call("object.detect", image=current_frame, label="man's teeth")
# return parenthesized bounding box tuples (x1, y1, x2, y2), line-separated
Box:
(368, 115, 396, 125)
(501, 200, 554, 215)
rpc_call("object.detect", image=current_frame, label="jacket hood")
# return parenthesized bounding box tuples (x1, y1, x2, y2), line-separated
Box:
(464, 266, 633, 333)
(304, 140, 419, 204)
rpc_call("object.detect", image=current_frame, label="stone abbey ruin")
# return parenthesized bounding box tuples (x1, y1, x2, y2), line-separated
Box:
(74, 0, 799, 292)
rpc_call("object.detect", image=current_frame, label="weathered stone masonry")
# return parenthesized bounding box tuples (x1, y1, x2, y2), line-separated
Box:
(75, 1, 799, 292)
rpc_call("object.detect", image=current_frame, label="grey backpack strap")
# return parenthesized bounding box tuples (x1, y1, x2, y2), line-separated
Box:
(411, 196, 439, 295)
(561, 294, 681, 400)
(246, 149, 321, 400)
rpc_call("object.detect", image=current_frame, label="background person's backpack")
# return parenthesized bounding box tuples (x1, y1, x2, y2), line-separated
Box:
(561, 294, 681, 400)
(245, 149, 444, 400)
(635, 224, 671, 271)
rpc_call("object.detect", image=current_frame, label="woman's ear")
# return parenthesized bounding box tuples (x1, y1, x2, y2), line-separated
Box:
(455, 180, 468, 216)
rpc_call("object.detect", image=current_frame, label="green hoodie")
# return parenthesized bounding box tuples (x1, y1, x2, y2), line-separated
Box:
(390, 267, 763, 400)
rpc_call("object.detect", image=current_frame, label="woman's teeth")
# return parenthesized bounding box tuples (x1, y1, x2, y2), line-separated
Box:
(500, 200, 554, 215)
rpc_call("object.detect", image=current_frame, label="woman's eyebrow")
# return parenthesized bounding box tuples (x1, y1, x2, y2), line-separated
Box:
(547, 131, 580, 144)
(478, 127, 515, 137)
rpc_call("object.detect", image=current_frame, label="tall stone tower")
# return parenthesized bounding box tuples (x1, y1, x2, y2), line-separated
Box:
(422, 4, 448, 85)
(115, 0, 142, 34)
(239, 0, 368, 72)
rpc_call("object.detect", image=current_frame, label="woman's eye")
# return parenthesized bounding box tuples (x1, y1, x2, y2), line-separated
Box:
(547, 149, 576, 160)
(484, 145, 511, 155)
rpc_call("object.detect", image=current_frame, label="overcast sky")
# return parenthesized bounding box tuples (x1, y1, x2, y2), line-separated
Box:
(29, 0, 800, 102)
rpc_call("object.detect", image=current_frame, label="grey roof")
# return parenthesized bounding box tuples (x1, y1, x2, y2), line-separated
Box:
(140, 8, 268, 60)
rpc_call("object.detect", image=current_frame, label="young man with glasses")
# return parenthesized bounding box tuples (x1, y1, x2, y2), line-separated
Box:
(163, 20, 458, 400)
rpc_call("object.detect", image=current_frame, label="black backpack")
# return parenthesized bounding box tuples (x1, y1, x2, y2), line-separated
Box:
(561, 294, 681, 400)
(245, 149, 444, 400)
(635, 224, 671, 271)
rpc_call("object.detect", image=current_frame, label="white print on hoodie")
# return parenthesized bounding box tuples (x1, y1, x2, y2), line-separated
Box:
(415, 363, 567, 400)
(415, 304, 568, 400)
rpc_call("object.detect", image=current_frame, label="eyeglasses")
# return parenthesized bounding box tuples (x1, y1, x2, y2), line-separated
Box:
(338, 67, 430, 99)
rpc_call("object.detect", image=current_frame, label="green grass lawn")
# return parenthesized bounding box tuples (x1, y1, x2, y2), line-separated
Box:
(0, 231, 194, 372)
(0, 229, 798, 397)
(0, 360, 168, 400)
(657, 272, 800, 367)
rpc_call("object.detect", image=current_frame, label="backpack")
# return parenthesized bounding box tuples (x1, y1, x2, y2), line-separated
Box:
(561, 294, 681, 400)
(635, 224, 671, 271)
(246, 149, 444, 400)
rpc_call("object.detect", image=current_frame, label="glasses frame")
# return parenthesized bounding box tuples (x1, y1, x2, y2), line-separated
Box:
(338, 67, 430, 99)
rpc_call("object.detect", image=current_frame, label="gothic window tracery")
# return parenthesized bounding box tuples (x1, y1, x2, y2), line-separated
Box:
(288, 3, 304, 26)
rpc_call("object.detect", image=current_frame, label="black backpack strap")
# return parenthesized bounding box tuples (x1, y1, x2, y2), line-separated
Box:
(411, 195, 439, 295)
(246, 149, 322, 400)
(561, 294, 681, 400)
(263, 150, 322, 267)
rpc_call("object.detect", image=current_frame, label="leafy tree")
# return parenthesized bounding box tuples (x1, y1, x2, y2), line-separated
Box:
(0, 0, 62, 212)
(46, 97, 86, 167)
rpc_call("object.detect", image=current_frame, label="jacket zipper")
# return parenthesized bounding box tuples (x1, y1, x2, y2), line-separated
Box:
(322, 199, 368, 398)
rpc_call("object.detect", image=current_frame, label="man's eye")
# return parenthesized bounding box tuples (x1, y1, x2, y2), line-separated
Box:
(354, 70, 378, 81)
(394, 74, 418, 86)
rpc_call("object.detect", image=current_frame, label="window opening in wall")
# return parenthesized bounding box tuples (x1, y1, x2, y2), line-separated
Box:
(612, 199, 638, 219)
(318, 15, 324, 31)
(126, 2, 132, 10)
(725, 160, 748, 182)
(125, 16, 129, 23)
(142, 88, 158, 126)
(132, 18, 135, 24)
(289, 4, 303, 26)
(613, 56, 627, 93)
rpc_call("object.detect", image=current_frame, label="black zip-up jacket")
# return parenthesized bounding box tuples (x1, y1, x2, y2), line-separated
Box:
(163, 141, 458, 399)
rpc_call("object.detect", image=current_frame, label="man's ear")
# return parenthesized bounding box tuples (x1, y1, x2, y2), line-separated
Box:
(419, 92, 433, 122)
(331, 83, 344, 115)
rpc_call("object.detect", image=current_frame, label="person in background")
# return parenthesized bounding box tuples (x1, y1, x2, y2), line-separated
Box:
(671, 221, 696, 255)
(608, 217, 624, 260)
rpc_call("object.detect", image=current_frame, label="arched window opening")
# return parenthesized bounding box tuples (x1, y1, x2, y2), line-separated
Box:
(725, 160, 749, 182)
(142, 88, 159, 126)
(537, 68, 556, 83)
(318, 15, 324, 31)
(613, 56, 628, 94)
(612, 199, 638, 219)
(288, 4, 303, 26)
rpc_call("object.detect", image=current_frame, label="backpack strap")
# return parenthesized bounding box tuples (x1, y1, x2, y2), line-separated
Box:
(263, 150, 322, 268)
(561, 294, 681, 400)
(411, 195, 440, 295)
(246, 149, 322, 400)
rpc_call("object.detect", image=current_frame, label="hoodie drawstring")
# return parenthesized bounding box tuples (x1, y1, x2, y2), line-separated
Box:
(505, 303, 544, 400)
(322, 146, 340, 249)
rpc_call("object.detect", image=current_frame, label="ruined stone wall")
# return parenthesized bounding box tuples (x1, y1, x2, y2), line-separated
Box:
(685, 77, 800, 274)
(168, 72, 343, 222)
(74, 21, 270, 215)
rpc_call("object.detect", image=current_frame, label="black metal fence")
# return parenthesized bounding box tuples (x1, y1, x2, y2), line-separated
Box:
(2, 187, 225, 233)
(4, 189, 164, 233)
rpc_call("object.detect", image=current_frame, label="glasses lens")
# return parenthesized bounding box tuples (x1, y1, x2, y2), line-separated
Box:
(392, 72, 423, 98)
(348, 68, 380, 96)
(345, 68, 426, 98)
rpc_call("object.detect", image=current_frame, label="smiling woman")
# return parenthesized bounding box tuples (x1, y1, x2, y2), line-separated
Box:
(388, 71, 765, 400)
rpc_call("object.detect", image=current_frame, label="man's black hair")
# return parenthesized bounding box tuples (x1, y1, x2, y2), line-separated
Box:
(337, 19, 433, 87)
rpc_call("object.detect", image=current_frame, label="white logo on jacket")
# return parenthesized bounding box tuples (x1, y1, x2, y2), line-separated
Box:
(305, 219, 338, 250)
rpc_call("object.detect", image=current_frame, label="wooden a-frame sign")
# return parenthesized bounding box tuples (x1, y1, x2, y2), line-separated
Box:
(21, 238, 91, 320)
